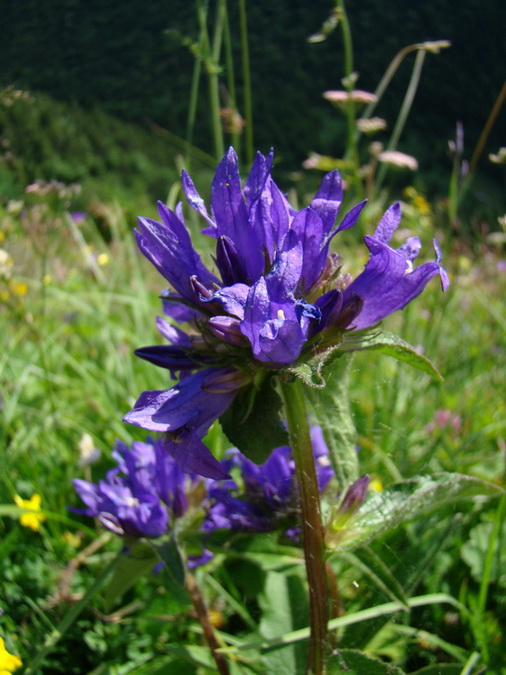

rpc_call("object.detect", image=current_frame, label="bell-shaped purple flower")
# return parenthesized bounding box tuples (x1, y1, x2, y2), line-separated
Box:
(125, 148, 448, 478)
(71, 438, 198, 538)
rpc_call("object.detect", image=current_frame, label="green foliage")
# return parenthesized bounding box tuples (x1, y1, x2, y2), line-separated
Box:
(0, 91, 181, 211)
(220, 374, 289, 463)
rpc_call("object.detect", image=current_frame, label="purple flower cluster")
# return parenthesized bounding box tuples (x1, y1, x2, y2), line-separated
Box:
(72, 438, 193, 538)
(124, 148, 448, 478)
(202, 426, 333, 538)
(71, 429, 345, 561)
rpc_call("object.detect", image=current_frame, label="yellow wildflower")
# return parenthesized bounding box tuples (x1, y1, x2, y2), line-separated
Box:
(412, 194, 431, 215)
(97, 253, 110, 266)
(0, 637, 22, 673)
(14, 494, 46, 531)
(9, 281, 28, 297)
(369, 478, 383, 492)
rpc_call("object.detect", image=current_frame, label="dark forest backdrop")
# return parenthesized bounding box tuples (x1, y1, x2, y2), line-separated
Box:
(2, 0, 505, 195)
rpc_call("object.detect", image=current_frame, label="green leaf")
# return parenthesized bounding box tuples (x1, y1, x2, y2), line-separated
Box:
(259, 572, 308, 675)
(327, 649, 406, 675)
(328, 473, 504, 551)
(305, 353, 359, 489)
(220, 375, 289, 463)
(460, 517, 506, 585)
(408, 666, 464, 675)
(149, 535, 188, 605)
(341, 329, 443, 380)
(103, 541, 160, 612)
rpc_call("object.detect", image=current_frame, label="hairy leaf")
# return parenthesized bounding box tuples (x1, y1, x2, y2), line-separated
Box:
(328, 473, 504, 551)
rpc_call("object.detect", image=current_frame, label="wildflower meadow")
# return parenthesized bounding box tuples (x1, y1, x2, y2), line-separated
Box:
(1, 1, 505, 674)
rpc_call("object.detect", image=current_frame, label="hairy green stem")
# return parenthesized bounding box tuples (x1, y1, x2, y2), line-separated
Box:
(279, 377, 328, 674)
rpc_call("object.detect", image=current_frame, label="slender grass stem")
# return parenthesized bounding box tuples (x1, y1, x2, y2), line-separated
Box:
(239, 0, 253, 163)
(473, 493, 506, 662)
(336, 0, 360, 197)
(279, 377, 328, 675)
(373, 48, 426, 197)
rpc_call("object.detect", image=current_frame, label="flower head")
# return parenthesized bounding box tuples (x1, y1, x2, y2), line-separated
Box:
(71, 439, 196, 538)
(14, 494, 46, 531)
(125, 148, 448, 476)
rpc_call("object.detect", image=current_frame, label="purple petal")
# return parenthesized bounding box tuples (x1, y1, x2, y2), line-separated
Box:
(135, 212, 217, 302)
(123, 368, 241, 438)
(244, 149, 274, 204)
(207, 282, 250, 319)
(342, 236, 446, 330)
(211, 148, 264, 280)
(156, 316, 193, 348)
(309, 169, 343, 233)
(181, 170, 216, 230)
(373, 202, 402, 244)
(161, 430, 230, 480)
(240, 277, 307, 365)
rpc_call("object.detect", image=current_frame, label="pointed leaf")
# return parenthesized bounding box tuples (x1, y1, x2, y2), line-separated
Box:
(150, 535, 188, 604)
(341, 329, 443, 380)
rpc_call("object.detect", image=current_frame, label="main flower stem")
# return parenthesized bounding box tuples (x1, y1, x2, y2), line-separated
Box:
(279, 377, 329, 675)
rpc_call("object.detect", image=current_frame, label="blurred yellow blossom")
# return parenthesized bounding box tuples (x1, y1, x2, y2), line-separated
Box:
(14, 494, 46, 531)
(0, 232, 4, 244)
(0, 637, 22, 674)
(97, 253, 110, 266)
(9, 281, 28, 297)
(369, 478, 383, 492)
(412, 194, 431, 215)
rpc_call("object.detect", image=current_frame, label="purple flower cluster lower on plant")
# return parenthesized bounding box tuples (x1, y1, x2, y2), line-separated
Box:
(71, 438, 194, 538)
(201, 426, 333, 540)
(123, 147, 449, 477)
(71, 428, 349, 565)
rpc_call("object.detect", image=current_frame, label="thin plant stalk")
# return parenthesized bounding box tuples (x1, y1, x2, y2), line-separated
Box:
(469, 79, 506, 175)
(279, 377, 328, 675)
(373, 48, 427, 197)
(360, 43, 419, 123)
(185, 35, 204, 168)
(335, 0, 360, 195)
(186, 572, 231, 675)
(239, 0, 254, 164)
(197, 0, 224, 160)
(210, 0, 226, 159)
(222, 1, 241, 153)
